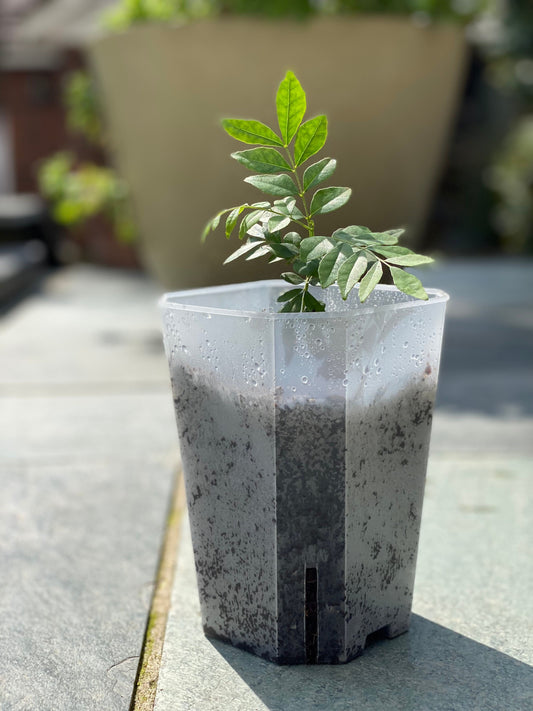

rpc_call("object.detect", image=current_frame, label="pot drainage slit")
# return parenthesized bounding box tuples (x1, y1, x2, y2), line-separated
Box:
(305, 567, 318, 664)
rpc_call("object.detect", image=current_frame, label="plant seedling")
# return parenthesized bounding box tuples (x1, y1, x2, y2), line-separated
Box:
(203, 71, 434, 312)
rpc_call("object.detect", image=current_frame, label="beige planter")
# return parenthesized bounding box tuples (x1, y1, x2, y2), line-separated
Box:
(91, 17, 467, 290)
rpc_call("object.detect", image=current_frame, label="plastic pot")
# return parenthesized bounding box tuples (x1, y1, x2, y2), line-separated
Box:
(160, 280, 448, 664)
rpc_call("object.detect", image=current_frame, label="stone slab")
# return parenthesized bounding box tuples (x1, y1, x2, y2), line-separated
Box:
(0, 266, 179, 710)
(155, 456, 533, 711)
(155, 259, 533, 710)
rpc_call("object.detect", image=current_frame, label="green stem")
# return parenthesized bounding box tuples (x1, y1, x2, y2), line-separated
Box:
(299, 276, 311, 313)
(283, 147, 314, 236)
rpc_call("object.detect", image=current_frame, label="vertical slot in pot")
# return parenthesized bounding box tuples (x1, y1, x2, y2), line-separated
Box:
(305, 567, 318, 664)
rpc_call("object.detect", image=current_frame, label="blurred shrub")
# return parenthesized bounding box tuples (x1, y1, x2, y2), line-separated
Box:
(485, 2, 533, 102)
(487, 116, 533, 253)
(103, 0, 485, 27)
(104, 0, 213, 29)
(63, 71, 104, 145)
(39, 152, 136, 243)
(38, 72, 136, 244)
(480, 1, 533, 253)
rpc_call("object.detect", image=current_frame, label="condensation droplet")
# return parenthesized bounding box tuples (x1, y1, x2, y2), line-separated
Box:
(301, 376, 309, 384)
(342, 378, 348, 387)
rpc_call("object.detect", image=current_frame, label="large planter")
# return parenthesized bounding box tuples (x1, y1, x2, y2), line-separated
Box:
(92, 18, 467, 289)
(160, 280, 448, 664)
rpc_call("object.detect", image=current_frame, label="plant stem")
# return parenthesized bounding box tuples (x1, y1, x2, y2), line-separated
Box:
(284, 147, 314, 236)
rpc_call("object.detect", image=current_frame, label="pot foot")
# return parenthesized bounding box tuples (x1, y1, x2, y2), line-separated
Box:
(384, 617, 411, 639)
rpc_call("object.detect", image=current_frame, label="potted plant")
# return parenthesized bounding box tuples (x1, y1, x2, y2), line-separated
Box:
(91, 0, 474, 288)
(160, 72, 448, 664)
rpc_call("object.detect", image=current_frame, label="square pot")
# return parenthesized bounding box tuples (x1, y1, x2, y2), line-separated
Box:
(160, 280, 448, 664)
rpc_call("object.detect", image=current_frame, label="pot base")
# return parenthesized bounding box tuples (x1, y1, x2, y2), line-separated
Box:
(203, 616, 411, 666)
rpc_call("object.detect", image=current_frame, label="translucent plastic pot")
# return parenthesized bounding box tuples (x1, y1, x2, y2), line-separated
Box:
(160, 280, 448, 664)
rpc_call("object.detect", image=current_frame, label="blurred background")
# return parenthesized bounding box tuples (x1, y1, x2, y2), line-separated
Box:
(1, 0, 532, 298)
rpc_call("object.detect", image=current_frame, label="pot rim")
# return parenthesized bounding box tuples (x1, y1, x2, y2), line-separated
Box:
(159, 279, 449, 320)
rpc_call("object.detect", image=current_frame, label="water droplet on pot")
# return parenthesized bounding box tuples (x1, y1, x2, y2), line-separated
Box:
(301, 376, 308, 384)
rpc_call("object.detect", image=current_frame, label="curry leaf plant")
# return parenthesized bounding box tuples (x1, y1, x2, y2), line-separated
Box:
(203, 71, 433, 312)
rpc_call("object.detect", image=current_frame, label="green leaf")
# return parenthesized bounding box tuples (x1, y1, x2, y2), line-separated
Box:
(389, 266, 429, 300)
(359, 261, 383, 302)
(294, 115, 328, 167)
(384, 228, 406, 240)
(300, 236, 334, 261)
(239, 209, 265, 239)
(303, 291, 326, 312)
(283, 231, 302, 246)
(225, 204, 248, 238)
(276, 70, 307, 146)
(231, 148, 291, 174)
(246, 244, 271, 260)
(299, 259, 320, 277)
(318, 244, 351, 288)
(303, 158, 336, 191)
(268, 242, 299, 259)
(371, 232, 399, 245)
(281, 272, 304, 285)
(201, 207, 231, 241)
(279, 296, 301, 313)
(373, 245, 412, 258)
(277, 288, 302, 302)
(222, 119, 283, 147)
(267, 214, 291, 233)
(337, 253, 368, 299)
(244, 173, 298, 197)
(273, 197, 304, 220)
(385, 253, 434, 267)
(334, 225, 372, 240)
(310, 187, 351, 216)
(223, 238, 263, 264)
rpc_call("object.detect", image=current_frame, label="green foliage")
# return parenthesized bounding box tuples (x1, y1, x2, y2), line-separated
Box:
(487, 116, 533, 253)
(204, 71, 434, 311)
(103, 0, 212, 30)
(38, 153, 136, 242)
(64, 71, 104, 145)
(38, 71, 137, 244)
(103, 0, 484, 29)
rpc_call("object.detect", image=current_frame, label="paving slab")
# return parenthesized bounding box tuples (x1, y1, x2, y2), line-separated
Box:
(155, 456, 533, 711)
(154, 259, 533, 710)
(0, 266, 178, 710)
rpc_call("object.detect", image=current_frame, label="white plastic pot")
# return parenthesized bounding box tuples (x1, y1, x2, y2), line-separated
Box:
(160, 280, 448, 664)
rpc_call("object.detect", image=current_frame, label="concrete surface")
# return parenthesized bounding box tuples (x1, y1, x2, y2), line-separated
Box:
(0, 259, 531, 710)
(0, 266, 177, 710)
(155, 258, 533, 710)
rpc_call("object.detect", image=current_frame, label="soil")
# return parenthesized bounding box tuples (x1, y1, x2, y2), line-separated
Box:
(170, 364, 436, 664)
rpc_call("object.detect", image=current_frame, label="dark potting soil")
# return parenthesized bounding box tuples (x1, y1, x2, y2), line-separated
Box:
(171, 364, 435, 664)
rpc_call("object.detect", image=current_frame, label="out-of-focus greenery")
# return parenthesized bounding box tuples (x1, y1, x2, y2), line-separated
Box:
(63, 71, 104, 145)
(103, 0, 486, 28)
(485, 2, 533, 102)
(487, 116, 533, 253)
(39, 153, 136, 242)
(103, 0, 212, 29)
(38, 72, 136, 243)
(480, 1, 533, 253)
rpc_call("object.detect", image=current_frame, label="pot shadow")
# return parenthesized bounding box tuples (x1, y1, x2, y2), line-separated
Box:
(207, 614, 533, 711)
